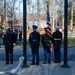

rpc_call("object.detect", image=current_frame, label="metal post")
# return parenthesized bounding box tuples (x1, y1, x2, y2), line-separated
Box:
(22, 0, 29, 68)
(61, 0, 70, 68)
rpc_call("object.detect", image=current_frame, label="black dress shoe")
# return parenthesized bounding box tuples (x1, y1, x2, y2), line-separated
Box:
(11, 62, 13, 64)
(10, 61, 13, 64)
(43, 61, 47, 64)
(48, 62, 51, 64)
(36, 63, 39, 65)
(43, 62, 46, 64)
(31, 63, 35, 65)
(6, 62, 9, 64)
(53, 61, 57, 63)
(58, 61, 61, 63)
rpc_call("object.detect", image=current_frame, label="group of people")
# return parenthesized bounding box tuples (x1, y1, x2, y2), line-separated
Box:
(0, 28, 20, 64)
(29, 25, 62, 65)
(0, 24, 62, 65)
(13, 27, 22, 44)
(0, 27, 22, 48)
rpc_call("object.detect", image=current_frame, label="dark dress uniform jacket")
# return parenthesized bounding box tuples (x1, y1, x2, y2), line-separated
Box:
(53, 30, 62, 46)
(3, 32, 15, 48)
(41, 33, 52, 49)
(29, 31, 40, 48)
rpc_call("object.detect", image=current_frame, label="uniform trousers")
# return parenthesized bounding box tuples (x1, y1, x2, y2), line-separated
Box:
(43, 47, 51, 63)
(31, 47, 39, 64)
(54, 45, 61, 62)
(5, 47, 13, 63)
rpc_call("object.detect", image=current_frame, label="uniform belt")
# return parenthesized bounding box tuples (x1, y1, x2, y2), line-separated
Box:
(54, 38, 61, 40)
(32, 40, 37, 41)
(44, 40, 51, 42)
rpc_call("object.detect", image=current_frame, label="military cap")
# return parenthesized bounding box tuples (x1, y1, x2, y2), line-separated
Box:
(32, 25, 38, 29)
(55, 25, 60, 29)
(44, 27, 47, 30)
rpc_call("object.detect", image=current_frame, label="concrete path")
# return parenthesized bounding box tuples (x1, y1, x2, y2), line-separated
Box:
(0, 46, 75, 75)
(0, 61, 75, 75)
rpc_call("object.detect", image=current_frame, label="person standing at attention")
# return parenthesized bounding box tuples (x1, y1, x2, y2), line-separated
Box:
(41, 28, 53, 64)
(3, 28, 15, 64)
(53, 25, 62, 63)
(29, 25, 40, 65)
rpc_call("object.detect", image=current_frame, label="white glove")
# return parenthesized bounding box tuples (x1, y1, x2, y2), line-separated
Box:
(13, 43, 16, 46)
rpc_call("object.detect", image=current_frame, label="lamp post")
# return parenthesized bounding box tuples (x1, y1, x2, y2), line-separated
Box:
(22, 0, 29, 68)
(61, 0, 70, 68)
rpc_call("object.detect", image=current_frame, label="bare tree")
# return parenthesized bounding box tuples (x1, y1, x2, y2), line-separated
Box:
(27, 0, 31, 31)
(71, 0, 74, 29)
(6, 0, 23, 28)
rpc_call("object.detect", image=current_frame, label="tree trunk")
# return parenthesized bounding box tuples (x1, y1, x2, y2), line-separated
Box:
(27, 0, 31, 31)
(71, 0, 74, 30)
(3, 0, 6, 29)
(37, 0, 40, 31)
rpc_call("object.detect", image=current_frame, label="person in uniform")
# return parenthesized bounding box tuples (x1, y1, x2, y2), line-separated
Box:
(3, 28, 15, 64)
(41, 28, 53, 64)
(53, 25, 62, 63)
(29, 25, 40, 65)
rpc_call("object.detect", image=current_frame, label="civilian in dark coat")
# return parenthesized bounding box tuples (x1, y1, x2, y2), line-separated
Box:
(3, 28, 15, 64)
(19, 30, 22, 42)
(53, 26, 62, 63)
(29, 25, 40, 65)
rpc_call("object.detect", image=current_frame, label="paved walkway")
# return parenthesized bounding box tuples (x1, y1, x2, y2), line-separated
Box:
(0, 46, 75, 75)
(21, 62, 75, 75)
(0, 61, 75, 75)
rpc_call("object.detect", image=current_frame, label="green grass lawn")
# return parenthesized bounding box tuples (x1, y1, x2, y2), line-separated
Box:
(16, 37, 75, 46)
(68, 37, 75, 45)
(61, 37, 75, 45)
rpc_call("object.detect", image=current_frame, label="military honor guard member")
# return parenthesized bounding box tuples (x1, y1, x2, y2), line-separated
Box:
(41, 28, 53, 64)
(53, 25, 62, 63)
(29, 25, 40, 65)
